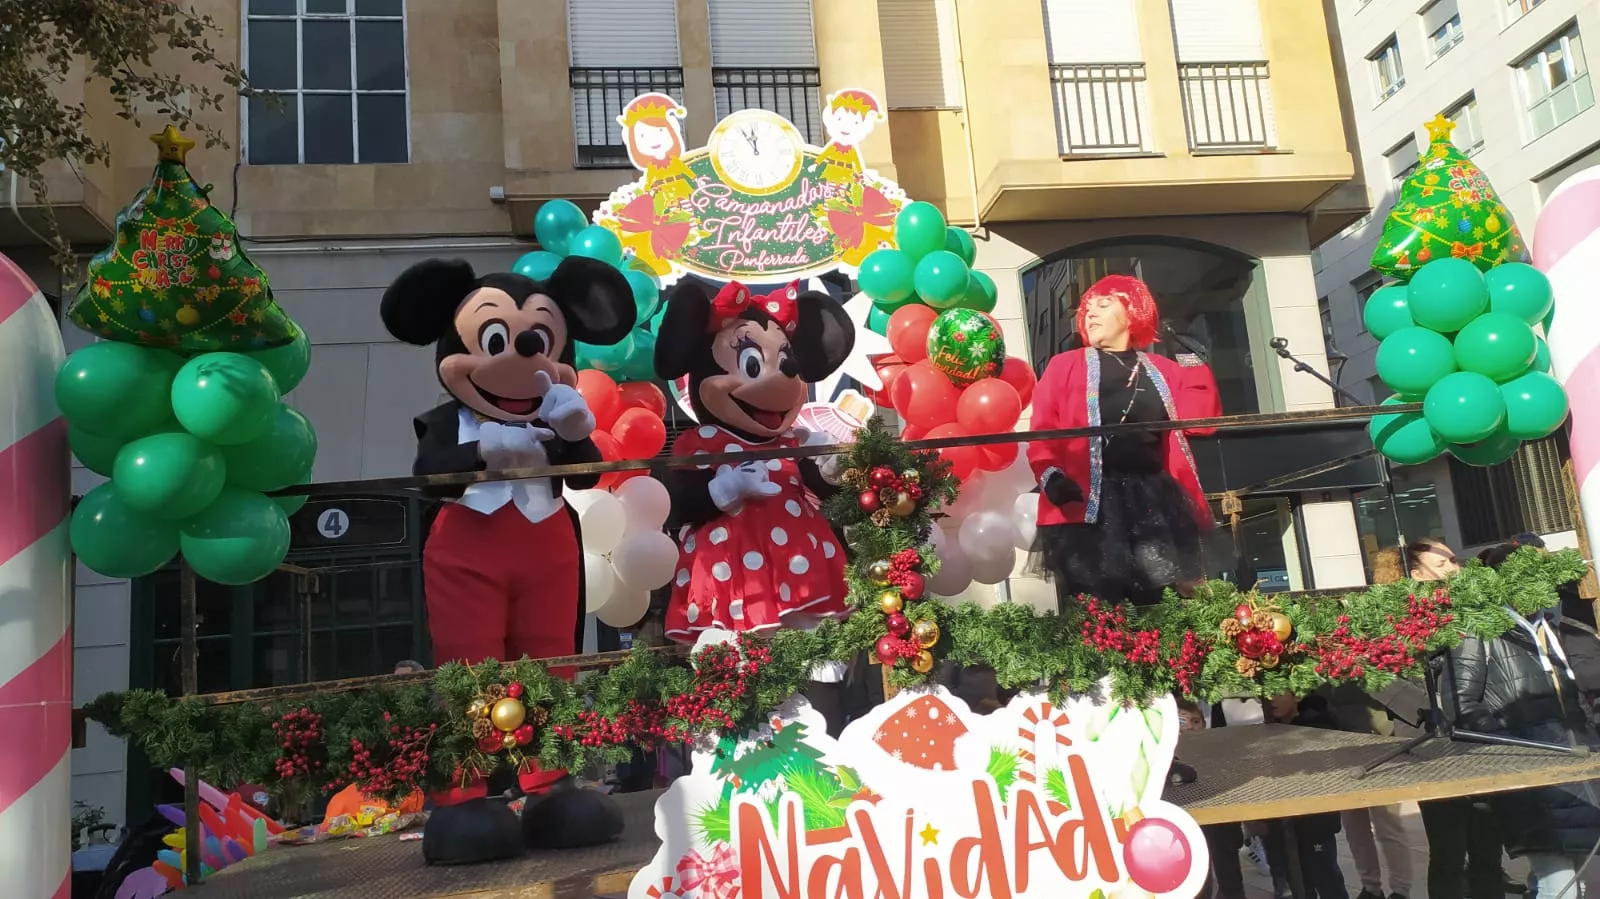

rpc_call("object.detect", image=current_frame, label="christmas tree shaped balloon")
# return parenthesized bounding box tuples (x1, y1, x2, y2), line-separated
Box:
(68, 126, 295, 351)
(1371, 114, 1529, 280)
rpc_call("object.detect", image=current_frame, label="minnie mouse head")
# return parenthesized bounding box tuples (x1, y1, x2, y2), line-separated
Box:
(655, 278, 854, 441)
(380, 256, 635, 423)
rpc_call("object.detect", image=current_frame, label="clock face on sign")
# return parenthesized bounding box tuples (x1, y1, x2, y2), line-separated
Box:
(709, 111, 806, 196)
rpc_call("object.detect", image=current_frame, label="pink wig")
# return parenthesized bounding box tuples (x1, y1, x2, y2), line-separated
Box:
(1075, 274, 1160, 350)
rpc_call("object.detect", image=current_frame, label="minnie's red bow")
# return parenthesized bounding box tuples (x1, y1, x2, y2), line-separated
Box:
(710, 281, 800, 334)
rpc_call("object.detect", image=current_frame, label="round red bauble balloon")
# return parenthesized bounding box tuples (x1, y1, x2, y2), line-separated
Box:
(1236, 630, 1268, 659)
(885, 612, 911, 636)
(900, 422, 927, 441)
(978, 441, 1018, 471)
(926, 422, 980, 481)
(1233, 603, 1254, 625)
(477, 734, 505, 754)
(612, 407, 667, 459)
(956, 378, 1023, 434)
(616, 381, 668, 418)
(575, 369, 622, 431)
(859, 490, 883, 512)
(869, 466, 897, 488)
(591, 431, 622, 491)
(1123, 818, 1194, 894)
(893, 361, 961, 430)
(875, 636, 901, 665)
(887, 305, 939, 363)
(998, 357, 1037, 409)
(900, 572, 927, 602)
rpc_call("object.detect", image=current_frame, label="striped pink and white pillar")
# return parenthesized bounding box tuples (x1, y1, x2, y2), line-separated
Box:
(0, 253, 73, 899)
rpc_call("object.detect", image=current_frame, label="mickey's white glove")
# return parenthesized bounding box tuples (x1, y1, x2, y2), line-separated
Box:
(796, 427, 844, 485)
(708, 462, 782, 512)
(476, 421, 554, 469)
(531, 371, 595, 442)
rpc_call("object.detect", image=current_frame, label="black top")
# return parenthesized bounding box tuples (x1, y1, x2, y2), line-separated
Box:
(1097, 349, 1166, 475)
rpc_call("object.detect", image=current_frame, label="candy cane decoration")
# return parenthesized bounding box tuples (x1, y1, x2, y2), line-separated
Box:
(1017, 700, 1073, 812)
(646, 876, 687, 899)
(1535, 169, 1600, 551)
(0, 253, 73, 899)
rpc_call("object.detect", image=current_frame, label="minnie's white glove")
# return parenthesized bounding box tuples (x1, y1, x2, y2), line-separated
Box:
(531, 370, 595, 442)
(476, 421, 554, 469)
(796, 428, 844, 485)
(708, 462, 782, 512)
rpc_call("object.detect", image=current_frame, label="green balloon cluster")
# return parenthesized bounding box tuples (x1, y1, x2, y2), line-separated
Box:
(515, 199, 661, 382)
(1368, 259, 1565, 467)
(59, 327, 314, 584)
(857, 202, 995, 315)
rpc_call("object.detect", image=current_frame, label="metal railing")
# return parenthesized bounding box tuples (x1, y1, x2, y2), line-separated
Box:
(1179, 61, 1275, 151)
(1048, 63, 1150, 155)
(711, 67, 824, 145)
(570, 67, 686, 168)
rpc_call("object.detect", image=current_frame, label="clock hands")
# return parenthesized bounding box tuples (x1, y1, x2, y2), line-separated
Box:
(739, 125, 761, 156)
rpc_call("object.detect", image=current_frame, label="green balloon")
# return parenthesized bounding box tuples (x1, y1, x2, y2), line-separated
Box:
(867, 306, 891, 336)
(180, 487, 291, 585)
(1533, 336, 1552, 373)
(1407, 258, 1488, 332)
(533, 199, 587, 256)
(1449, 426, 1522, 467)
(624, 269, 662, 321)
(71, 483, 179, 578)
(112, 431, 227, 520)
(894, 201, 948, 261)
(55, 342, 179, 440)
(1369, 396, 1445, 465)
(1375, 327, 1457, 396)
(171, 352, 282, 446)
(246, 324, 311, 394)
(1363, 284, 1413, 340)
(220, 404, 318, 492)
(577, 332, 636, 373)
(927, 309, 1005, 386)
(273, 476, 310, 516)
(963, 271, 999, 313)
(614, 330, 656, 381)
(914, 250, 970, 309)
(1542, 303, 1556, 335)
(858, 249, 917, 308)
(1484, 262, 1554, 326)
(568, 225, 623, 267)
(1453, 312, 1536, 382)
(512, 250, 563, 281)
(1423, 371, 1506, 443)
(1500, 370, 1569, 440)
(69, 425, 128, 478)
(943, 227, 977, 265)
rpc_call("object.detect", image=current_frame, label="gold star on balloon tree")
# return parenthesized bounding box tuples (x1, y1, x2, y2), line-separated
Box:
(150, 125, 196, 164)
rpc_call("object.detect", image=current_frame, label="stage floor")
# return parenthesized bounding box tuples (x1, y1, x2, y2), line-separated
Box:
(198, 725, 1600, 899)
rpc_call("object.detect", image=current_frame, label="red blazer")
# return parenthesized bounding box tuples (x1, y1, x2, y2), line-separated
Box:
(1027, 348, 1221, 528)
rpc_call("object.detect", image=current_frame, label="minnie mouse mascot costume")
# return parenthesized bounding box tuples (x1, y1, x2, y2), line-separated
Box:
(381, 255, 633, 853)
(654, 278, 857, 729)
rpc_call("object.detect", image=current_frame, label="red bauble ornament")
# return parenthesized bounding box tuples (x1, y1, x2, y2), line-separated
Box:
(859, 490, 882, 512)
(1123, 818, 1194, 894)
(875, 636, 900, 665)
(1233, 603, 1254, 626)
(1236, 630, 1268, 659)
(886, 612, 911, 636)
(513, 724, 535, 746)
(868, 466, 897, 489)
(899, 572, 927, 602)
(477, 734, 504, 753)
(507, 682, 524, 699)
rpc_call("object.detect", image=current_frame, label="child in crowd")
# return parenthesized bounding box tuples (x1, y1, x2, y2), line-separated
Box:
(1178, 697, 1248, 899)
(1263, 691, 1348, 899)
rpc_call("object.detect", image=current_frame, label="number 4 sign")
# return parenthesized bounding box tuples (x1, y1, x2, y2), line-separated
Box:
(316, 508, 348, 540)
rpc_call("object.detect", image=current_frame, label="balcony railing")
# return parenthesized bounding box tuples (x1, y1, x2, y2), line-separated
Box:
(711, 67, 824, 145)
(1179, 61, 1276, 152)
(570, 67, 686, 168)
(1049, 63, 1151, 155)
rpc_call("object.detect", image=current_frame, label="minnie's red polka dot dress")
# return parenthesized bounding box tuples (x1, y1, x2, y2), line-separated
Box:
(664, 425, 850, 642)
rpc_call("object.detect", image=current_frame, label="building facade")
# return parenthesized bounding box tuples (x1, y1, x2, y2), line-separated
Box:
(1313, 0, 1599, 561)
(1, 0, 1368, 831)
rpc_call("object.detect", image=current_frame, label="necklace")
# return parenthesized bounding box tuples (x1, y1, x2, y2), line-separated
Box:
(1100, 350, 1145, 427)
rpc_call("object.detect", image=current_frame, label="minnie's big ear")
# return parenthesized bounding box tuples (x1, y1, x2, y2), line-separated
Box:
(653, 278, 715, 380)
(793, 291, 856, 382)
(381, 259, 478, 346)
(546, 256, 636, 346)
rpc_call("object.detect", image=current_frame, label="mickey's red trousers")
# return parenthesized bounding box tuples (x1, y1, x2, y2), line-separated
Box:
(424, 501, 581, 794)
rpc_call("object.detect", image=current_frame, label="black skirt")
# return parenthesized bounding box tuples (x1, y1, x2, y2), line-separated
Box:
(1033, 470, 1205, 610)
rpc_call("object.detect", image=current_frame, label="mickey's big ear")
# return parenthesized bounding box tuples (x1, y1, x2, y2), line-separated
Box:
(546, 256, 636, 346)
(793, 291, 856, 382)
(380, 259, 478, 346)
(653, 278, 715, 380)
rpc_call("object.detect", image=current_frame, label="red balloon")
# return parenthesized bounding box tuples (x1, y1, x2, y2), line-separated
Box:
(591, 431, 622, 491)
(887, 305, 938, 363)
(866, 354, 908, 408)
(576, 370, 622, 431)
(998, 357, 1037, 410)
(616, 381, 667, 418)
(927, 423, 980, 481)
(612, 407, 667, 459)
(956, 378, 1023, 434)
(893, 361, 960, 430)
(900, 422, 927, 441)
(979, 442, 1018, 471)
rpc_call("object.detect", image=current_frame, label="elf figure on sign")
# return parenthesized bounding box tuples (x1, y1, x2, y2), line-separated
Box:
(812, 89, 882, 185)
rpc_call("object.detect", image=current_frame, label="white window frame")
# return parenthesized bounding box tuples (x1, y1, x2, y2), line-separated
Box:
(1444, 93, 1484, 154)
(1422, 0, 1463, 61)
(1353, 273, 1382, 334)
(241, 0, 412, 166)
(1504, 0, 1546, 27)
(1370, 36, 1405, 103)
(1515, 23, 1594, 141)
(1385, 135, 1420, 190)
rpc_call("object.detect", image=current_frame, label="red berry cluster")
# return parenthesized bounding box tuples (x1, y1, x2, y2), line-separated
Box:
(886, 549, 928, 599)
(1172, 631, 1208, 694)
(1307, 590, 1452, 680)
(271, 708, 324, 779)
(346, 712, 438, 796)
(1081, 598, 1166, 666)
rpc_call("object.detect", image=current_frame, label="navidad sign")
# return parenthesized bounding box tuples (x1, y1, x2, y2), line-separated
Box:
(595, 89, 907, 285)
(630, 678, 1208, 899)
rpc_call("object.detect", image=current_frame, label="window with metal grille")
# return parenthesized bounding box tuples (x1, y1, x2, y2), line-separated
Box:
(567, 0, 684, 167)
(707, 0, 823, 144)
(1449, 433, 1574, 545)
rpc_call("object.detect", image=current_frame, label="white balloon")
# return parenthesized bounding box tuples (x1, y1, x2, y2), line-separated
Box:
(616, 476, 672, 532)
(971, 551, 1015, 585)
(942, 470, 990, 522)
(979, 475, 1021, 512)
(610, 531, 680, 589)
(1013, 492, 1039, 550)
(568, 489, 626, 554)
(959, 510, 1019, 565)
(583, 552, 618, 613)
(597, 586, 651, 628)
(1002, 443, 1036, 492)
(928, 532, 972, 596)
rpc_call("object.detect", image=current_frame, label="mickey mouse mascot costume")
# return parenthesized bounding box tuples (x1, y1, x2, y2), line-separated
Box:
(654, 279, 858, 730)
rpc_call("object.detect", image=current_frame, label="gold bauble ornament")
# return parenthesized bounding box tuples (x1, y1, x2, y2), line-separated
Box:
(900, 469, 920, 484)
(867, 560, 892, 584)
(912, 650, 935, 674)
(912, 619, 941, 648)
(468, 698, 489, 719)
(1267, 612, 1293, 642)
(490, 697, 527, 732)
(502, 731, 518, 749)
(888, 492, 917, 518)
(878, 590, 903, 615)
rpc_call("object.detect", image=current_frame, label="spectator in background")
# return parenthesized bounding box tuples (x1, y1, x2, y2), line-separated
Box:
(1179, 697, 1247, 899)
(1262, 692, 1347, 899)
(394, 659, 425, 675)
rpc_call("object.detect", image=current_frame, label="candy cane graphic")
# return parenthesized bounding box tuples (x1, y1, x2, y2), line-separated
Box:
(0, 253, 72, 899)
(1535, 169, 1600, 550)
(1017, 700, 1073, 798)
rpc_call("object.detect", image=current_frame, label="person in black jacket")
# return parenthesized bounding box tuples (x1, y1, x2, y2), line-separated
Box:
(1262, 691, 1347, 899)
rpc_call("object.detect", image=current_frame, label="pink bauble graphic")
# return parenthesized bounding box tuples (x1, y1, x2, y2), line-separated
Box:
(1123, 817, 1194, 894)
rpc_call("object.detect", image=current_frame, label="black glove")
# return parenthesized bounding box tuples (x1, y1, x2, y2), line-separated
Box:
(1041, 469, 1084, 508)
